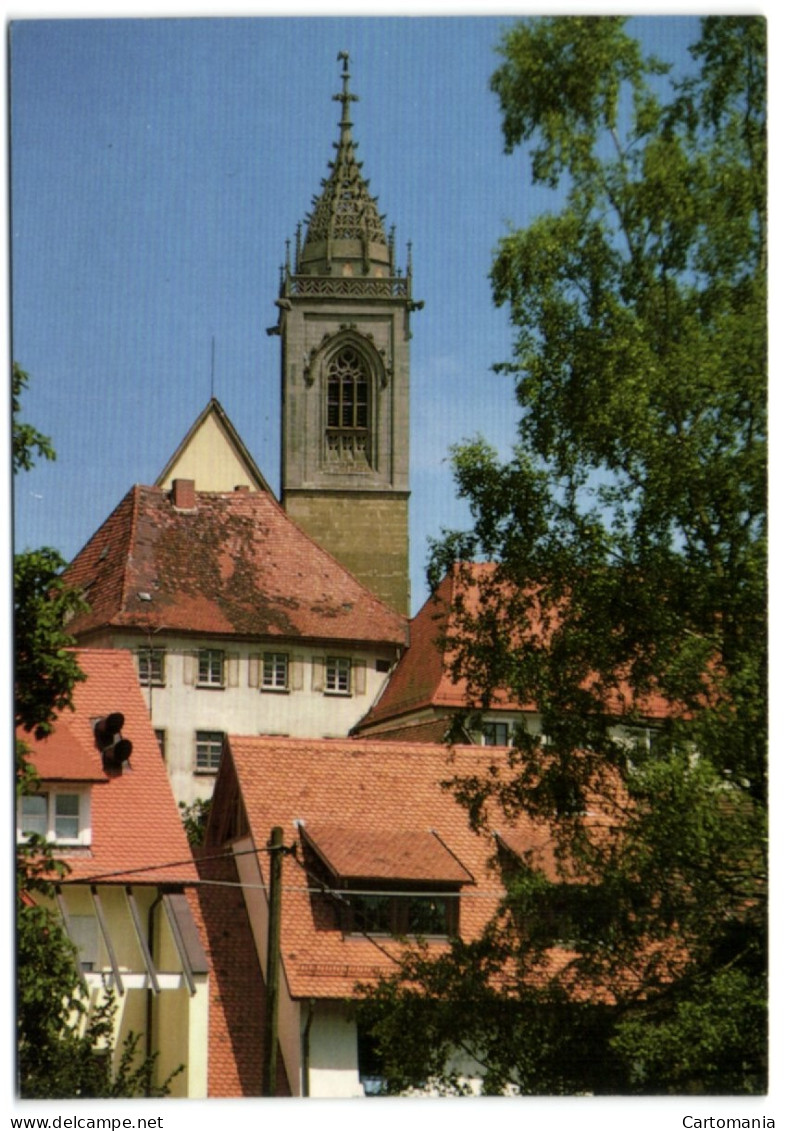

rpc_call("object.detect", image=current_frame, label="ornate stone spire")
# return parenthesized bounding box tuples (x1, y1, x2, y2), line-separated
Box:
(299, 52, 390, 276)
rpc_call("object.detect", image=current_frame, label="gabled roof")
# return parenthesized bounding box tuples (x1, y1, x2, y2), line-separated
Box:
(155, 398, 272, 495)
(356, 565, 527, 733)
(63, 484, 408, 646)
(356, 563, 674, 734)
(210, 736, 579, 1000)
(18, 649, 198, 885)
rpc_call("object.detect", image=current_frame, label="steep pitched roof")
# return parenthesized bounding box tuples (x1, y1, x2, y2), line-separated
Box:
(211, 736, 584, 1000)
(19, 649, 198, 885)
(63, 484, 408, 647)
(301, 54, 389, 272)
(357, 563, 673, 733)
(356, 565, 527, 733)
(155, 398, 272, 495)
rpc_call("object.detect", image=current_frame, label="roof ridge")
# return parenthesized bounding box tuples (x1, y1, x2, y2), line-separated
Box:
(119, 485, 144, 615)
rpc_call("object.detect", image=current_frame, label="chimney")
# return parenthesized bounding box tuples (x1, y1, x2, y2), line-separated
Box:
(234, 484, 250, 493)
(172, 479, 196, 510)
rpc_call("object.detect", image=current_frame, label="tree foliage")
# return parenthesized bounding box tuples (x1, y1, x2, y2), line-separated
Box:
(362, 17, 766, 1095)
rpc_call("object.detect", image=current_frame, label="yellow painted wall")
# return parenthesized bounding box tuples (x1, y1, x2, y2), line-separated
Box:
(161, 411, 262, 493)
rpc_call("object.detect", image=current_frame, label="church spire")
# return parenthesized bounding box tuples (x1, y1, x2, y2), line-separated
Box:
(297, 52, 390, 277)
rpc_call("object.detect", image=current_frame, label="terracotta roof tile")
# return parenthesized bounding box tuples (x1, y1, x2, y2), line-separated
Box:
(211, 736, 581, 999)
(22, 720, 107, 782)
(64, 485, 408, 647)
(20, 649, 198, 885)
(357, 564, 674, 732)
(302, 824, 474, 883)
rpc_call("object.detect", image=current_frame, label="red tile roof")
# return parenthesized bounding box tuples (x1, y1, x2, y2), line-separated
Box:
(356, 566, 528, 733)
(211, 736, 596, 1000)
(357, 563, 673, 732)
(302, 824, 474, 884)
(63, 485, 408, 647)
(22, 720, 107, 782)
(19, 649, 198, 885)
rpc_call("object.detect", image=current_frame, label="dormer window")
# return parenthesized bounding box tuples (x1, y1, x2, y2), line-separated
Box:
(299, 824, 472, 939)
(346, 890, 454, 937)
(17, 790, 91, 847)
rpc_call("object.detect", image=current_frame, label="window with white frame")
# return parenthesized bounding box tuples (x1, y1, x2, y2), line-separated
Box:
(197, 649, 224, 688)
(17, 790, 90, 846)
(195, 730, 224, 772)
(262, 652, 289, 691)
(137, 647, 166, 686)
(325, 656, 351, 695)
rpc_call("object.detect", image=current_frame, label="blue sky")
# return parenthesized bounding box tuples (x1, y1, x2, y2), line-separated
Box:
(11, 14, 705, 614)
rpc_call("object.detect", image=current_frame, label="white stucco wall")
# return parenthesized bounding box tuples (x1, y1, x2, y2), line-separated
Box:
(108, 634, 399, 805)
(306, 1001, 365, 1097)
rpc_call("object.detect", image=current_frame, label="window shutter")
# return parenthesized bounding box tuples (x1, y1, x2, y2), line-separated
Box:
(290, 658, 303, 691)
(183, 652, 197, 685)
(249, 655, 261, 688)
(226, 653, 239, 688)
(352, 658, 367, 695)
(312, 656, 325, 692)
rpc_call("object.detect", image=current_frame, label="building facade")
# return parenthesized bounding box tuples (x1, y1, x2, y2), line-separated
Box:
(63, 482, 408, 805)
(17, 650, 211, 1097)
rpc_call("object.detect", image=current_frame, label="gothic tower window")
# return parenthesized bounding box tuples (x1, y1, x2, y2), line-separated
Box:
(326, 346, 370, 465)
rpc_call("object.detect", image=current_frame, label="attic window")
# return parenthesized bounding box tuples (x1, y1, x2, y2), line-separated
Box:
(17, 790, 91, 847)
(346, 890, 454, 937)
(300, 824, 471, 939)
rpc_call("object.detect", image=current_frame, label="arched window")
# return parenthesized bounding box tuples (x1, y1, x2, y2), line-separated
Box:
(326, 346, 370, 464)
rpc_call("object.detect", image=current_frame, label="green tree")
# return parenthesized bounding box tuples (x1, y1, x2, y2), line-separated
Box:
(360, 17, 766, 1095)
(14, 367, 178, 1097)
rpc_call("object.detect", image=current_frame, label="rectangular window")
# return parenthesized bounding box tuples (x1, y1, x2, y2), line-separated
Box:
(154, 729, 166, 760)
(54, 794, 80, 841)
(69, 915, 99, 972)
(195, 730, 224, 772)
(17, 792, 88, 845)
(262, 652, 289, 690)
(346, 893, 454, 938)
(137, 648, 166, 686)
(482, 722, 510, 747)
(405, 895, 450, 937)
(198, 649, 224, 688)
(20, 794, 47, 839)
(350, 894, 393, 935)
(325, 656, 351, 695)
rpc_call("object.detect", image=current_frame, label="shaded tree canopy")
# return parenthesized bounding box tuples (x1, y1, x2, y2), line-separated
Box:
(362, 16, 766, 1096)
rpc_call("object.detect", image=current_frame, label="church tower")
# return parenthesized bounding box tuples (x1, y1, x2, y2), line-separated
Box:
(272, 53, 421, 616)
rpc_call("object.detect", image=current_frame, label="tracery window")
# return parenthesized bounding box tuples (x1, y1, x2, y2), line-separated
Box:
(326, 346, 370, 464)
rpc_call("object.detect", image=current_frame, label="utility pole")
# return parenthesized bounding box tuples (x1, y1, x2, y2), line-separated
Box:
(263, 826, 284, 1097)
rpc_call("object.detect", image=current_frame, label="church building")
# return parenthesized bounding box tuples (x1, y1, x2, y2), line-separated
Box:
(63, 55, 416, 806)
(271, 52, 421, 618)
